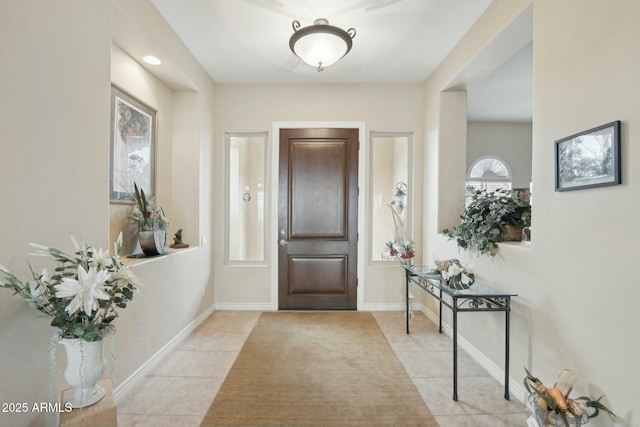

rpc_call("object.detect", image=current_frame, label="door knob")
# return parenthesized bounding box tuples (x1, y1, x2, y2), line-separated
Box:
(279, 239, 289, 246)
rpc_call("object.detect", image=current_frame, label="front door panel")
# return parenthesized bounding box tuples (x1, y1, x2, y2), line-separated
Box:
(278, 128, 358, 309)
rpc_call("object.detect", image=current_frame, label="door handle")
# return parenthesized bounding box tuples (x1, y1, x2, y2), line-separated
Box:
(279, 239, 289, 246)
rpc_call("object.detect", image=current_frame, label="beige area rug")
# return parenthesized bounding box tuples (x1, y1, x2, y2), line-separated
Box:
(200, 311, 439, 427)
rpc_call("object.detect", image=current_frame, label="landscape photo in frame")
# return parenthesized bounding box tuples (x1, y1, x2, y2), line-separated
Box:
(555, 121, 621, 191)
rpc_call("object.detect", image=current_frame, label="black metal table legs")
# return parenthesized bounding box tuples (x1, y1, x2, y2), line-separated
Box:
(405, 273, 410, 334)
(504, 300, 511, 400)
(452, 304, 458, 401)
(404, 268, 513, 401)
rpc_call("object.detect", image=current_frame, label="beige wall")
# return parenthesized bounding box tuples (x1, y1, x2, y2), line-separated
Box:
(213, 84, 424, 308)
(0, 1, 215, 426)
(110, 0, 217, 407)
(0, 2, 112, 426)
(467, 121, 533, 189)
(528, 0, 638, 419)
(107, 29, 215, 406)
(425, 0, 638, 422)
(110, 44, 175, 253)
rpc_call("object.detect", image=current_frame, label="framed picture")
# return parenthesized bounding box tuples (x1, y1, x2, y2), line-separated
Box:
(555, 121, 621, 191)
(110, 85, 157, 202)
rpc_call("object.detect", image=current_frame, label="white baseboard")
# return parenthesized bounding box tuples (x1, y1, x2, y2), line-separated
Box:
(212, 302, 426, 312)
(113, 304, 216, 404)
(214, 302, 274, 311)
(420, 306, 528, 404)
(213, 302, 424, 312)
(360, 302, 424, 312)
(421, 306, 440, 325)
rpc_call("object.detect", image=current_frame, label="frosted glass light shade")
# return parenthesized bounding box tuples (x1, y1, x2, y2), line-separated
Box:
(290, 19, 356, 71)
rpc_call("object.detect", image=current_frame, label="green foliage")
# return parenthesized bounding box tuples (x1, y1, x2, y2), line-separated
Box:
(130, 182, 169, 231)
(442, 189, 531, 256)
(0, 236, 141, 342)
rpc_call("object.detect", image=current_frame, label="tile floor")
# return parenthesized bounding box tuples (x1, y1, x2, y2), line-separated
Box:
(117, 311, 529, 427)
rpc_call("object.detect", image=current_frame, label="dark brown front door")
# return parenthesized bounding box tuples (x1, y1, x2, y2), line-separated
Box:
(278, 128, 359, 310)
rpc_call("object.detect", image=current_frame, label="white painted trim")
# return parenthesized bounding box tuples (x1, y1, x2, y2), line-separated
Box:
(420, 306, 528, 404)
(360, 303, 406, 311)
(113, 304, 216, 404)
(360, 302, 425, 312)
(421, 306, 440, 326)
(270, 121, 367, 311)
(214, 303, 274, 311)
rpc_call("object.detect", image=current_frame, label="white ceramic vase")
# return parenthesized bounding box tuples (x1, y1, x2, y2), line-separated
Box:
(60, 338, 106, 408)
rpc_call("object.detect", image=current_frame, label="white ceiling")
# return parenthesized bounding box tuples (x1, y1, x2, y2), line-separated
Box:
(467, 42, 533, 122)
(148, 0, 532, 121)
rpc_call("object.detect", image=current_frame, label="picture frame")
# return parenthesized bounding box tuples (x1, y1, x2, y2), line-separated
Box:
(555, 120, 621, 191)
(110, 85, 157, 202)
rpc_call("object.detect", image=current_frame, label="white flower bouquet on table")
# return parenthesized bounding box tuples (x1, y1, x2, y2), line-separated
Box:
(0, 234, 141, 342)
(434, 258, 475, 290)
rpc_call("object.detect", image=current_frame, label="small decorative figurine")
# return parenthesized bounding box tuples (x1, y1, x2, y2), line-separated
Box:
(169, 228, 189, 249)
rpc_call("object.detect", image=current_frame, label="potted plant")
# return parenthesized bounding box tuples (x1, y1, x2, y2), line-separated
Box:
(442, 189, 531, 256)
(524, 368, 614, 427)
(0, 234, 141, 407)
(130, 182, 169, 256)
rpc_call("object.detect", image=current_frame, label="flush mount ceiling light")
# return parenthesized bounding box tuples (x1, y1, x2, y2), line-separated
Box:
(289, 18, 356, 72)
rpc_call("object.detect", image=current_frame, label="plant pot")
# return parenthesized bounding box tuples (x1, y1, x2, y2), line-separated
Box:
(501, 224, 523, 241)
(139, 228, 166, 256)
(444, 275, 474, 290)
(530, 394, 589, 426)
(59, 338, 106, 408)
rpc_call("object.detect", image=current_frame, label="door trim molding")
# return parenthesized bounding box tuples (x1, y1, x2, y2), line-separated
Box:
(270, 121, 366, 310)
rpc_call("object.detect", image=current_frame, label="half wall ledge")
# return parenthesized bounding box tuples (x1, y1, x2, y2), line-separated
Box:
(120, 246, 199, 268)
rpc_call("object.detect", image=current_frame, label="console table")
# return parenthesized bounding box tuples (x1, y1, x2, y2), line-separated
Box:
(403, 264, 516, 401)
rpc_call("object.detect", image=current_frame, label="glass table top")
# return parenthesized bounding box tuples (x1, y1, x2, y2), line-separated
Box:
(403, 264, 517, 298)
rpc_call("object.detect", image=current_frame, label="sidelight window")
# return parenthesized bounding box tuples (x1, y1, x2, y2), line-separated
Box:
(226, 132, 267, 264)
(369, 132, 412, 262)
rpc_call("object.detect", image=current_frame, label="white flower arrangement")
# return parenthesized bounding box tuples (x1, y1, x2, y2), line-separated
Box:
(434, 258, 475, 289)
(384, 183, 415, 263)
(0, 234, 141, 341)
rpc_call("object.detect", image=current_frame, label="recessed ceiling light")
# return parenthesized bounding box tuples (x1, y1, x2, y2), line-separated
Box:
(143, 55, 162, 65)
